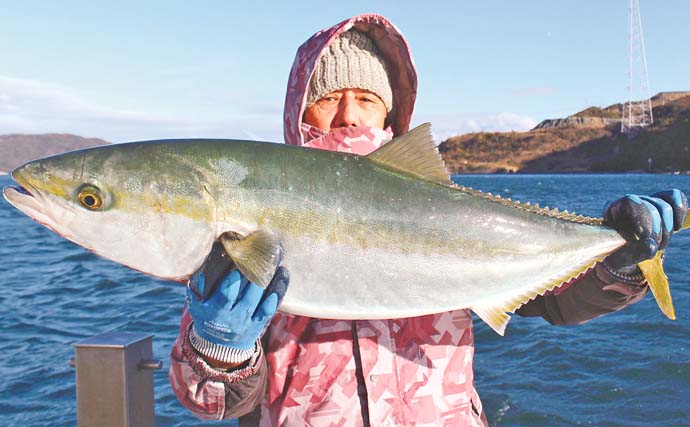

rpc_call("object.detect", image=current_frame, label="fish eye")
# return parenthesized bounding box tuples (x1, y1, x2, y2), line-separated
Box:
(76, 184, 104, 211)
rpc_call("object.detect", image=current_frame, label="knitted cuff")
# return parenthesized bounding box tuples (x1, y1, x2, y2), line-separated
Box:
(189, 328, 257, 364)
(181, 324, 262, 383)
(599, 259, 646, 285)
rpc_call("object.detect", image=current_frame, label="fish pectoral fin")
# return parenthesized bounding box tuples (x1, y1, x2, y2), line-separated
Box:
(366, 123, 452, 185)
(471, 304, 511, 336)
(638, 251, 675, 320)
(219, 230, 282, 288)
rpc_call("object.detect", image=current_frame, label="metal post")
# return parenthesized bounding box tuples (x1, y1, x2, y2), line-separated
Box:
(70, 332, 162, 427)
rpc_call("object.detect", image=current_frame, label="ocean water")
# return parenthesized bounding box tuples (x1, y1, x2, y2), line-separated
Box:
(1, 173, 689, 427)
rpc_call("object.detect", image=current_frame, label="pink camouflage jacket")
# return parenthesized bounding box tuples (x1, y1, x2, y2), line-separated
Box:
(169, 14, 649, 426)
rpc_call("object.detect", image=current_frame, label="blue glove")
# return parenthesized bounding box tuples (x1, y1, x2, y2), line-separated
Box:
(187, 267, 289, 354)
(602, 189, 688, 281)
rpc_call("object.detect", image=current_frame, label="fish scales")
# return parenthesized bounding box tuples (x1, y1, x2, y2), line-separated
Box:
(5, 123, 680, 334)
(179, 140, 622, 321)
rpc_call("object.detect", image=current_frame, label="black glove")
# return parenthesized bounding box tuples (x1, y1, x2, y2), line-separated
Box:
(602, 189, 688, 282)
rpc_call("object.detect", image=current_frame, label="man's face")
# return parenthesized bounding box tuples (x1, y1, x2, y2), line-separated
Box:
(304, 88, 387, 132)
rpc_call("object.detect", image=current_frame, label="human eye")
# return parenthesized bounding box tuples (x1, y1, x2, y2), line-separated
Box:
(358, 93, 383, 106)
(319, 93, 340, 103)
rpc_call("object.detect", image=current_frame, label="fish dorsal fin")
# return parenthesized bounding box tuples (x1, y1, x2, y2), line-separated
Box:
(220, 230, 282, 288)
(367, 123, 452, 185)
(453, 185, 604, 226)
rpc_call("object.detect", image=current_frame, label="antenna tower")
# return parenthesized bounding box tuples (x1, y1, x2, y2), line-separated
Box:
(621, 0, 653, 135)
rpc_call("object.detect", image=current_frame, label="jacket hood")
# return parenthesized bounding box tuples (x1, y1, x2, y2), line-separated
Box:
(283, 13, 418, 146)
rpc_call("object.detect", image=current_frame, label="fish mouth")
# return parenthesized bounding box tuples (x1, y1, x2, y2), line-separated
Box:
(5, 185, 32, 196)
(4, 166, 36, 202)
(3, 183, 39, 215)
(3, 167, 48, 226)
(3, 174, 71, 247)
(3, 184, 34, 211)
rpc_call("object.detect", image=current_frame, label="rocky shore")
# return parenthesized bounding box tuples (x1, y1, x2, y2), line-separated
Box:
(439, 91, 690, 174)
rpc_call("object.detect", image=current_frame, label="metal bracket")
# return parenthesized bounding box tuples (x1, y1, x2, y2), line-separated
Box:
(71, 331, 162, 427)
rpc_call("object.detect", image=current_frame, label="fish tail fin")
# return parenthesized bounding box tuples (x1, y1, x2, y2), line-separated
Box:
(637, 251, 675, 320)
(472, 304, 511, 336)
(635, 209, 689, 320)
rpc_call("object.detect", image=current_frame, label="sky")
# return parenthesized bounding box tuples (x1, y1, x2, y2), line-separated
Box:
(1, 0, 688, 143)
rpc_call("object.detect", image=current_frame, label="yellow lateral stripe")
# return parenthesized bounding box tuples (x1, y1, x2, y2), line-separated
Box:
(638, 251, 675, 320)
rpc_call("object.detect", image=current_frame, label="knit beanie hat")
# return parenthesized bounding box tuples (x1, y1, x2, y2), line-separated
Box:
(307, 29, 393, 112)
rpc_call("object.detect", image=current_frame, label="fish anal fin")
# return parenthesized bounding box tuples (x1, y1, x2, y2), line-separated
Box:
(472, 305, 511, 336)
(220, 230, 282, 288)
(638, 251, 675, 320)
(472, 257, 607, 335)
(366, 123, 452, 185)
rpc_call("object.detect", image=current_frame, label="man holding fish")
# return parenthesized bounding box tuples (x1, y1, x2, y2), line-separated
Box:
(169, 14, 687, 427)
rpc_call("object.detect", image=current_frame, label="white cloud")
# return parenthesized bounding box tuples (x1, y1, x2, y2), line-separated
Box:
(0, 75, 538, 146)
(414, 111, 537, 142)
(0, 75, 283, 143)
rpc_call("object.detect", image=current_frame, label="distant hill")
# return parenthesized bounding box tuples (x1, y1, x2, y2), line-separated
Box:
(3, 92, 688, 175)
(0, 134, 110, 174)
(439, 91, 690, 173)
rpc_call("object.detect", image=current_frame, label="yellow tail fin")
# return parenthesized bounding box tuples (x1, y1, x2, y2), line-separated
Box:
(637, 251, 675, 320)
(635, 212, 689, 321)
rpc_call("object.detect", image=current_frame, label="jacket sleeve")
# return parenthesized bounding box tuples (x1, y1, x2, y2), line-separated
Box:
(516, 263, 649, 325)
(169, 308, 268, 420)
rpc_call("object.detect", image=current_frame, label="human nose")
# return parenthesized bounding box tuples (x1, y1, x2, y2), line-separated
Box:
(332, 97, 360, 128)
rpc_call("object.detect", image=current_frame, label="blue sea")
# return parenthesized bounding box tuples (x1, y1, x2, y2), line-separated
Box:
(1, 174, 689, 427)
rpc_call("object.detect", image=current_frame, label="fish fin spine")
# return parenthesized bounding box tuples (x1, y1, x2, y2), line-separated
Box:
(471, 305, 510, 336)
(452, 184, 603, 225)
(473, 258, 603, 335)
(366, 123, 452, 185)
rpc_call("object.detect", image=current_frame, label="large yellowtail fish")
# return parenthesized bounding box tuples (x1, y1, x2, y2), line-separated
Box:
(3, 124, 684, 334)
